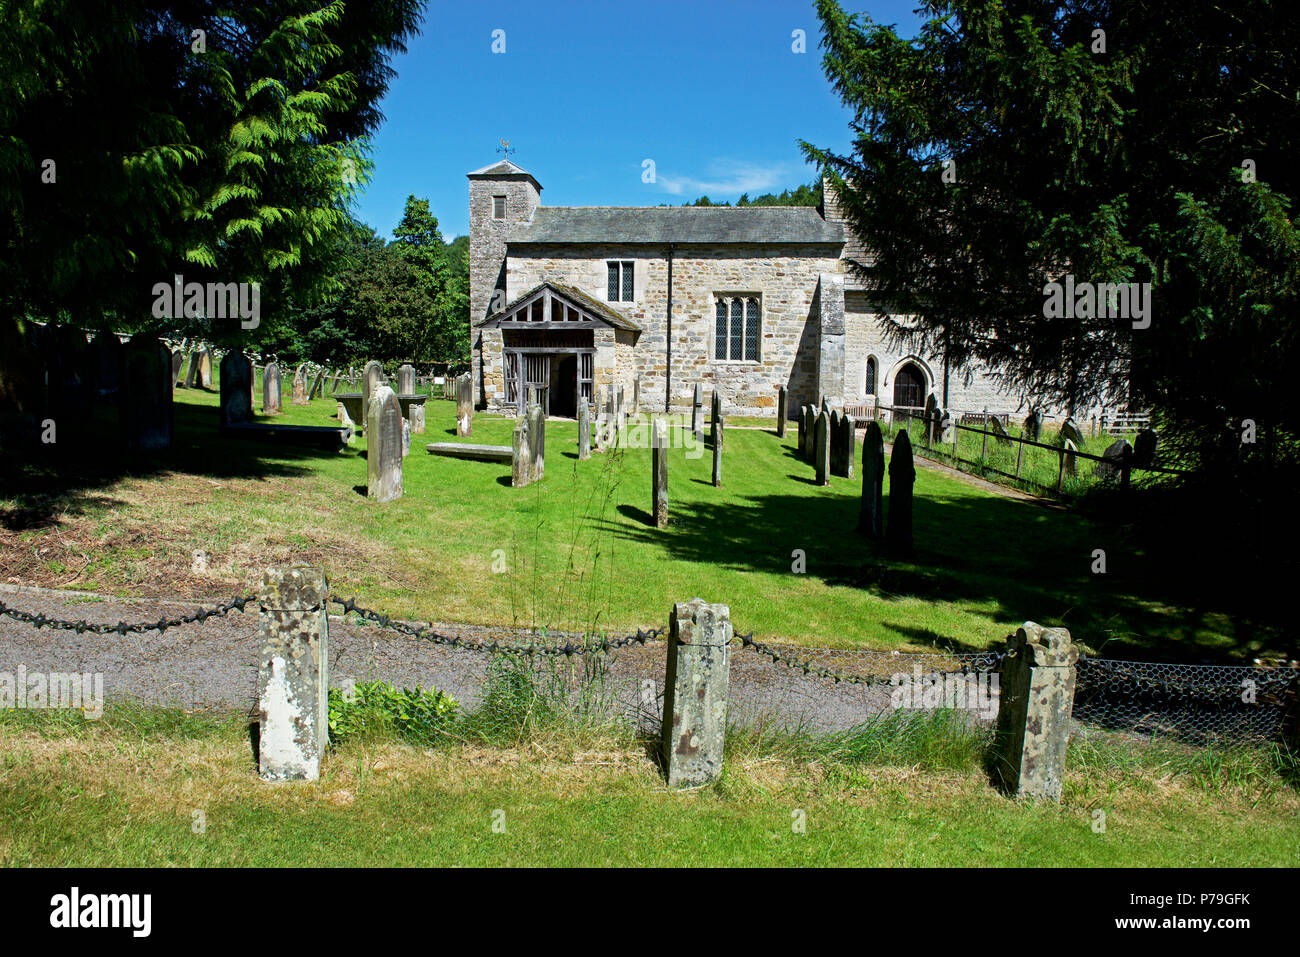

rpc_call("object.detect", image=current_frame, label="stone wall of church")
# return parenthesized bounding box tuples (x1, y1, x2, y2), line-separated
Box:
(503, 243, 843, 416)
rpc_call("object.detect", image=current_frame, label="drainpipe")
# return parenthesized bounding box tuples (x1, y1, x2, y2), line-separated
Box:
(665, 242, 675, 412)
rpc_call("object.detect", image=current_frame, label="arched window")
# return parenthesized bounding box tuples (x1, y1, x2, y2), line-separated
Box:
(892, 362, 925, 410)
(864, 357, 877, 396)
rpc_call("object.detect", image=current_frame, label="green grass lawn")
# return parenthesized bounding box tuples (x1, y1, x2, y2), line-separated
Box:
(0, 376, 1280, 659)
(0, 707, 1295, 867)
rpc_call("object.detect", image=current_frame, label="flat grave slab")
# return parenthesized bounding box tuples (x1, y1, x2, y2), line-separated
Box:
(426, 442, 512, 462)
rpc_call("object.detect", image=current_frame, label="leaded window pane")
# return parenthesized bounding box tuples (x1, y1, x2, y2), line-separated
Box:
(730, 298, 743, 360)
(715, 301, 728, 359)
(621, 262, 633, 301)
(744, 297, 759, 360)
(607, 263, 619, 300)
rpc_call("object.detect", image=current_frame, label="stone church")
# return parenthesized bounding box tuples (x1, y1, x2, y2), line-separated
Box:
(469, 159, 1034, 419)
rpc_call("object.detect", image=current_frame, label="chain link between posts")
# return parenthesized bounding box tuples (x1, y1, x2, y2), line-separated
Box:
(0, 594, 256, 636)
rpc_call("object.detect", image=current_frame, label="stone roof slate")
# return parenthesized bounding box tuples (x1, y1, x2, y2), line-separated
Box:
(509, 206, 844, 245)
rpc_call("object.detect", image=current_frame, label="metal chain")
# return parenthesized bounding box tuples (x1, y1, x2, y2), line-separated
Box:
(0, 594, 255, 636)
(736, 632, 1006, 685)
(329, 595, 666, 656)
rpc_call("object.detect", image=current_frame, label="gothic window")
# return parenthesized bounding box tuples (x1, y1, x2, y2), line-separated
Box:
(865, 356, 877, 395)
(714, 295, 761, 361)
(607, 261, 634, 301)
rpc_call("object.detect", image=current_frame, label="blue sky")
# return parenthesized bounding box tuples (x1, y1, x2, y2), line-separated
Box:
(354, 0, 925, 240)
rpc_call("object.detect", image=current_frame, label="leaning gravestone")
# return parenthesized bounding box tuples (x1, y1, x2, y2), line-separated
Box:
(397, 364, 415, 396)
(527, 401, 545, 482)
(291, 366, 309, 405)
(309, 370, 324, 400)
(858, 421, 885, 539)
(219, 350, 253, 426)
(1132, 428, 1159, 467)
(652, 418, 669, 528)
(512, 416, 533, 488)
(171, 350, 184, 389)
(366, 385, 403, 502)
(262, 362, 282, 415)
(814, 410, 830, 486)
(1096, 437, 1131, 481)
(455, 373, 473, 437)
(119, 334, 173, 450)
(1060, 417, 1084, 449)
(887, 430, 916, 556)
(988, 415, 1012, 446)
(577, 396, 591, 460)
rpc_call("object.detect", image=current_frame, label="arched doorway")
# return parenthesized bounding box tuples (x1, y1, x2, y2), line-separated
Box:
(892, 362, 925, 410)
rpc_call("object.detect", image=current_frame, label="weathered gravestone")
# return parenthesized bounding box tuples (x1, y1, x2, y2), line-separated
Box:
(527, 401, 545, 483)
(712, 415, 724, 487)
(777, 386, 787, 438)
(363, 360, 385, 427)
(1096, 437, 1131, 481)
(309, 370, 324, 400)
(1061, 437, 1078, 477)
(219, 351, 254, 427)
(923, 393, 942, 445)
(90, 333, 122, 398)
(1059, 417, 1084, 449)
(797, 404, 807, 458)
(887, 430, 915, 556)
(632, 375, 641, 414)
(197, 348, 214, 389)
(366, 385, 403, 502)
(184, 350, 201, 389)
(710, 389, 722, 448)
(397, 364, 415, 396)
(119, 334, 173, 450)
(814, 410, 830, 486)
(992, 622, 1078, 802)
(1024, 410, 1041, 443)
(511, 415, 533, 488)
(988, 415, 1012, 446)
(857, 421, 885, 539)
(661, 598, 730, 788)
(652, 418, 669, 527)
(594, 391, 608, 454)
(291, 366, 309, 405)
(836, 412, 856, 478)
(1132, 428, 1159, 467)
(262, 362, 282, 415)
(691, 383, 703, 443)
(171, 350, 184, 390)
(455, 373, 473, 436)
(616, 386, 627, 447)
(577, 396, 591, 460)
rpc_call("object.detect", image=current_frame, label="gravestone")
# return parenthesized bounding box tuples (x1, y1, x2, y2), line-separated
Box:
(797, 403, 807, 458)
(1062, 437, 1078, 477)
(366, 385, 403, 502)
(1096, 437, 1131, 480)
(363, 360, 384, 427)
(661, 599, 731, 787)
(397, 364, 415, 396)
(184, 350, 201, 389)
(219, 351, 253, 426)
(90, 333, 122, 398)
(616, 386, 627, 446)
(291, 366, 308, 405)
(171, 350, 184, 389)
(455, 373, 473, 436)
(988, 415, 1012, 446)
(887, 430, 915, 556)
(197, 348, 213, 389)
(803, 405, 816, 460)
(512, 416, 533, 488)
(577, 396, 591, 460)
(858, 421, 885, 539)
(710, 389, 722, 448)
(814, 410, 830, 486)
(309, 370, 324, 400)
(527, 401, 545, 482)
(1024, 410, 1041, 443)
(1060, 417, 1084, 449)
(1132, 428, 1159, 467)
(632, 375, 641, 414)
(652, 418, 669, 527)
(119, 334, 173, 450)
(712, 414, 724, 487)
(777, 386, 787, 438)
(923, 393, 942, 445)
(691, 383, 703, 443)
(833, 412, 855, 478)
(262, 362, 282, 415)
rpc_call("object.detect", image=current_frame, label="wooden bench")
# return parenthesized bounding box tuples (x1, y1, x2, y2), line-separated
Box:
(426, 442, 512, 462)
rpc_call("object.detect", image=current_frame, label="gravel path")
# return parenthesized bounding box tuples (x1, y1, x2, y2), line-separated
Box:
(0, 586, 901, 733)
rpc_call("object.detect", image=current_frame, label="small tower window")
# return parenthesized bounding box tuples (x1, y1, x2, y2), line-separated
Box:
(492, 195, 506, 220)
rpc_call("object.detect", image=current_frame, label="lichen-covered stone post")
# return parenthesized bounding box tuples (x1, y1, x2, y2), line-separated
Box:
(814, 410, 830, 486)
(577, 396, 591, 460)
(257, 566, 329, 782)
(712, 414, 724, 487)
(777, 386, 787, 438)
(652, 418, 669, 527)
(992, 622, 1079, 801)
(661, 598, 731, 788)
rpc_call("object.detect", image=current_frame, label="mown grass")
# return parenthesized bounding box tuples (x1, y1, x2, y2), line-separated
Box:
(0, 376, 1283, 659)
(0, 702, 1295, 867)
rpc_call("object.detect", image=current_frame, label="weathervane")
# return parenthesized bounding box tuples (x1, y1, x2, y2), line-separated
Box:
(497, 139, 516, 161)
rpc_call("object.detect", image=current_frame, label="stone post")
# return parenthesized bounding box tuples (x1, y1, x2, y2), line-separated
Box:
(814, 410, 830, 486)
(257, 566, 329, 782)
(456, 373, 473, 436)
(527, 401, 545, 482)
(858, 421, 885, 539)
(652, 418, 669, 528)
(577, 396, 591, 460)
(712, 414, 724, 487)
(797, 404, 807, 458)
(366, 385, 403, 502)
(661, 598, 731, 788)
(992, 622, 1079, 802)
(512, 416, 533, 488)
(887, 429, 915, 556)
(776, 386, 787, 438)
(691, 383, 703, 443)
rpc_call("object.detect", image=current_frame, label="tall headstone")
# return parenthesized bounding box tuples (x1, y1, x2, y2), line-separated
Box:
(858, 421, 885, 539)
(886, 430, 916, 556)
(171, 350, 184, 389)
(455, 372, 473, 436)
(832, 412, 855, 478)
(219, 350, 253, 426)
(262, 362, 282, 415)
(362, 360, 384, 427)
(814, 410, 830, 486)
(777, 386, 787, 438)
(197, 348, 213, 389)
(309, 369, 324, 400)
(652, 418, 669, 528)
(119, 334, 173, 450)
(797, 404, 808, 459)
(366, 385, 403, 502)
(632, 375, 641, 414)
(712, 414, 724, 487)
(577, 396, 591, 461)
(291, 366, 308, 405)
(691, 383, 703, 443)
(397, 364, 416, 396)
(661, 599, 730, 788)
(710, 389, 722, 448)
(512, 415, 533, 488)
(527, 401, 545, 482)
(183, 350, 201, 389)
